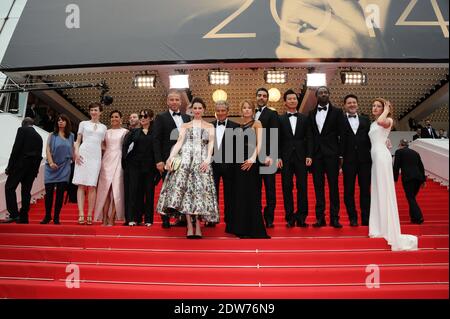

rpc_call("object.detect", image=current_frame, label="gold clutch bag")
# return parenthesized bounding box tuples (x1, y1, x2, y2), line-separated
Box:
(170, 156, 182, 171)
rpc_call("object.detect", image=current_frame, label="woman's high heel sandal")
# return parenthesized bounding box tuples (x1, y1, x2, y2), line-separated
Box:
(86, 216, 93, 225)
(186, 217, 195, 239)
(192, 216, 202, 239)
(78, 215, 85, 225)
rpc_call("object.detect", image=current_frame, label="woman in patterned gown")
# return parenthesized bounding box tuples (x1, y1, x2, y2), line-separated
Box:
(157, 97, 219, 238)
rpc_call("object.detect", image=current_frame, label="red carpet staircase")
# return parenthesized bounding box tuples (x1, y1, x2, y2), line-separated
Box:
(0, 175, 448, 298)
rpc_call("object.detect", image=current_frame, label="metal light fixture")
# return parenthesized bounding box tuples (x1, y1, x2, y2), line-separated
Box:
(209, 71, 230, 85)
(341, 71, 367, 85)
(133, 74, 155, 88)
(265, 70, 287, 84)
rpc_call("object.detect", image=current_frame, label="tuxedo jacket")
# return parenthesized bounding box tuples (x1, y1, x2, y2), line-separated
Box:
(393, 147, 426, 183)
(278, 112, 313, 161)
(6, 126, 43, 176)
(307, 104, 344, 159)
(421, 126, 438, 139)
(340, 113, 372, 164)
(257, 107, 279, 158)
(152, 110, 191, 163)
(211, 119, 240, 164)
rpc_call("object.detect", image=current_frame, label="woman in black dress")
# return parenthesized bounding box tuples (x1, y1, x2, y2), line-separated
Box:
(226, 100, 270, 239)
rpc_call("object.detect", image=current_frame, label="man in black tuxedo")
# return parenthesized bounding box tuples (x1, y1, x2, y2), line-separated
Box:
(307, 86, 343, 228)
(421, 119, 437, 139)
(3, 117, 43, 224)
(153, 90, 191, 228)
(254, 87, 279, 228)
(340, 94, 372, 226)
(394, 139, 426, 224)
(277, 89, 313, 228)
(210, 100, 239, 227)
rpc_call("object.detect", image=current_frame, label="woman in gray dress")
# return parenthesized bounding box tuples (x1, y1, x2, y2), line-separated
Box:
(157, 97, 219, 238)
(41, 114, 74, 224)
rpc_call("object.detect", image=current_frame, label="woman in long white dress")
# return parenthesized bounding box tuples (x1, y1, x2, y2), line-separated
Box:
(73, 103, 107, 225)
(368, 98, 418, 251)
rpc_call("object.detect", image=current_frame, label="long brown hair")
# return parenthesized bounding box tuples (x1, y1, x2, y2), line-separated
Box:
(54, 114, 72, 138)
(373, 98, 393, 118)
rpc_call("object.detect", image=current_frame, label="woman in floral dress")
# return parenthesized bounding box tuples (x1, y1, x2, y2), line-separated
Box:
(157, 97, 219, 238)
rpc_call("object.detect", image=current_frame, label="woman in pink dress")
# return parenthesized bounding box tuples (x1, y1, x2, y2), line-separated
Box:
(94, 110, 128, 225)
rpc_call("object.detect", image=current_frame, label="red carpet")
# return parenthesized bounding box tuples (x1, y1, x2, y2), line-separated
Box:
(0, 174, 448, 299)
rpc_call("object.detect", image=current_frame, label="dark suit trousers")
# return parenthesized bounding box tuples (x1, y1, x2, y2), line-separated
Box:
(257, 171, 277, 225)
(281, 154, 308, 222)
(5, 167, 38, 221)
(403, 180, 424, 222)
(311, 157, 340, 222)
(123, 166, 131, 223)
(128, 164, 156, 224)
(343, 161, 371, 224)
(213, 163, 234, 224)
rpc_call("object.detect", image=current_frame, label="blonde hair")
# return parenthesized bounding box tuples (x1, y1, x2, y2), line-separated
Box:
(239, 99, 255, 114)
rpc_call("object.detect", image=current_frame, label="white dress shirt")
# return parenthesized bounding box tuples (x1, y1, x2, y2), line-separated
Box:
(216, 118, 227, 148)
(255, 105, 266, 121)
(428, 127, 435, 138)
(315, 103, 329, 134)
(346, 113, 359, 134)
(287, 112, 297, 135)
(170, 109, 183, 129)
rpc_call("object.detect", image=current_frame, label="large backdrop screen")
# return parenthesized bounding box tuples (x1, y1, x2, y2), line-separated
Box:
(1, 0, 448, 70)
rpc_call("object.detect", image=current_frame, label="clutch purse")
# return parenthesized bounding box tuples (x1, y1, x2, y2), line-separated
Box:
(170, 156, 182, 171)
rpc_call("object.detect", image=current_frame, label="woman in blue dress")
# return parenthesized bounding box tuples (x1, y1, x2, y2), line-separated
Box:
(41, 114, 74, 224)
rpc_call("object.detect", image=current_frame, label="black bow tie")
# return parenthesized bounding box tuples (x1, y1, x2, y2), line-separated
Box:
(218, 121, 226, 126)
(287, 113, 298, 117)
(347, 114, 357, 118)
(257, 107, 264, 113)
(172, 112, 181, 116)
(318, 106, 327, 112)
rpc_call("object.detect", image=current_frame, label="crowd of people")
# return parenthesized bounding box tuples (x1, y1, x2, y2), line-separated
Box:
(4, 87, 432, 251)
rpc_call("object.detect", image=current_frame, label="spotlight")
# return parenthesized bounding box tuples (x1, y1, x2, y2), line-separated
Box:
(307, 73, 327, 87)
(169, 74, 189, 89)
(265, 70, 287, 84)
(212, 89, 228, 102)
(340, 71, 367, 85)
(133, 74, 155, 88)
(268, 88, 281, 102)
(209, 71, 230, 85)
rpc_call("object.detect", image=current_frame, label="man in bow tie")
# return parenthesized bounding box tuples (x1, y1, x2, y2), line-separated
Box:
(420, 119, 438, 139)
(254, 87, 279, 228)
(277, 89, 313, 228)
(340, 94, 372, 226)
(307, 86, 344, 228)
(210, 101, 239, 228)
(153, 89, 191, 228)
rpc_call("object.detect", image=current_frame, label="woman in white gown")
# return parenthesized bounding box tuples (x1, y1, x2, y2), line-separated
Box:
(73, 103, 107, 225)
(368, 98, 418, 251)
